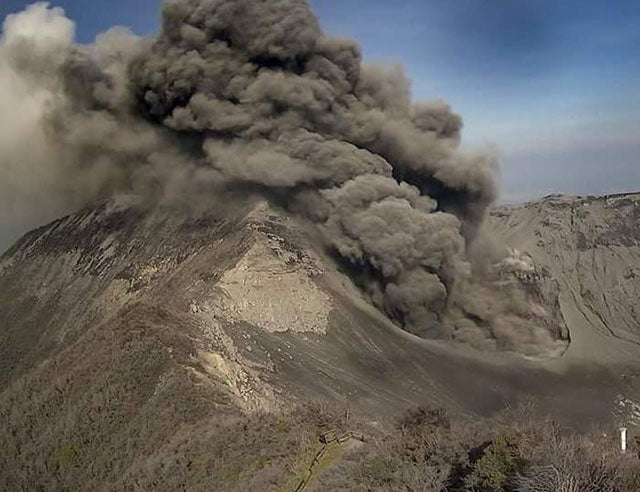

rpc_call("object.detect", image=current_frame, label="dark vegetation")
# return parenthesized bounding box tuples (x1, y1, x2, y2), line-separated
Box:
(2, 398, 639, 491)
(312, 404, 640, 491)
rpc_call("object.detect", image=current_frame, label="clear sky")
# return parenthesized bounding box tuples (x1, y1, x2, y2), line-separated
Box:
(2, 0, 639, 204)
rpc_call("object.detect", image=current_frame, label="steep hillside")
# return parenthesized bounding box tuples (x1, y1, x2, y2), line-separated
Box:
(1, 195, 640, 489)
(489, 192, 640, 365)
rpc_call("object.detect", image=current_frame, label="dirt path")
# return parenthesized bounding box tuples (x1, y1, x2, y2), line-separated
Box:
(293, 431, 366, 492)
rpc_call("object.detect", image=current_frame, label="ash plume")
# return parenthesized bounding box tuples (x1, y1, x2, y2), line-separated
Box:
(0, 1, 567, 355)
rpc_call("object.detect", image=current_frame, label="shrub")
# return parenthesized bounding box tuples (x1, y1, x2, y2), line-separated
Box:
(465, 431, 524, 491)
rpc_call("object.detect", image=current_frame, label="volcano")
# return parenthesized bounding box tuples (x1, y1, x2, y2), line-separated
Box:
(2, 193, 640, 488)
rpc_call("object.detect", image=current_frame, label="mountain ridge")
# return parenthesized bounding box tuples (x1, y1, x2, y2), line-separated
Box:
(2, 190, 640, 488)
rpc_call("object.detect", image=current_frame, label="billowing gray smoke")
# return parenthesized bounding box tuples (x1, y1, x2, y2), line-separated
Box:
(0, 1, 567, 356)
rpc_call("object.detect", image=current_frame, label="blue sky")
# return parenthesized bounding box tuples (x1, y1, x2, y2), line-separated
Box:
(2, 0, 639, 202)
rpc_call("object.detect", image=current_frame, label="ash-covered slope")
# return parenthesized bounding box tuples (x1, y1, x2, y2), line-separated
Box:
(0, 199, 548, 417)
(1, 197, 639, 489)
(489, 192, 640, 365)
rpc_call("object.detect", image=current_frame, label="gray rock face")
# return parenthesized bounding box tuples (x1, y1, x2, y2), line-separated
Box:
(489, 192, 640, 364)
(1, 194, 640, 488)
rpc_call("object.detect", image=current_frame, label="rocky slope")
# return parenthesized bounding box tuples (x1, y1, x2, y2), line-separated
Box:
(1, 193, 640, 489)
(489, 192, 640, 365)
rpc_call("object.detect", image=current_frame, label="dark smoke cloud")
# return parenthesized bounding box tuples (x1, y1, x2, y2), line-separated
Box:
(0, 1, 567, 356)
